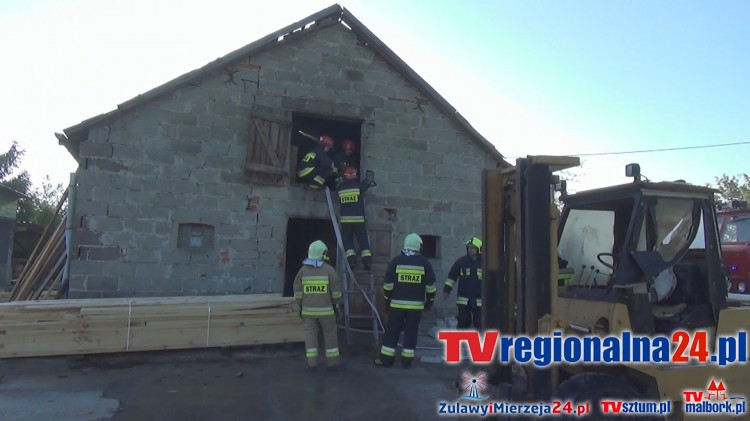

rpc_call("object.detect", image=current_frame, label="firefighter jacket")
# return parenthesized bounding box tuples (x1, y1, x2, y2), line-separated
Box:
(383, 251, 437, 311)
(296, 146, 334, 180)
(293, 260, 342, 318)
(336, 179, 373, 224)
(444, 255, 483, 307)
(333, 151, 355, 175)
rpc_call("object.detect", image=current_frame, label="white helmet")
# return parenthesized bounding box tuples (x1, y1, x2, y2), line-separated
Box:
(403, 233, 423, 251)
(308, 240, 329, 260)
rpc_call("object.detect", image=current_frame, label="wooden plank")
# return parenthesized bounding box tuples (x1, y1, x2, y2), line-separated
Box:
(16, 188, 67, 277)
(0, 294, 304, 358)
(251, 118, 282, 167)
(11, 221, 66, 301)
(30, 242, 67, 300)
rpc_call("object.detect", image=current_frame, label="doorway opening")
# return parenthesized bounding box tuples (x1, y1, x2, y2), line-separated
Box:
(283, 217, 338, 297)
(291, 113, 362, 191)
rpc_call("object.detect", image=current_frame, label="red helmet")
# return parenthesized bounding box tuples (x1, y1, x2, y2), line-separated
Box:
(342, 139, 356, 153)
(343, 165, 358, 180)
(319, 135, 334, 149)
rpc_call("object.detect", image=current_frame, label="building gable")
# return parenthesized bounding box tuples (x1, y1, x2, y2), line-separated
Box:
(59, 4, 507, 167)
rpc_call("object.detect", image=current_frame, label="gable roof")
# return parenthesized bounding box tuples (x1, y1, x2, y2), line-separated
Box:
(0, 184, 30, 200)
(59, 4, 509, 167)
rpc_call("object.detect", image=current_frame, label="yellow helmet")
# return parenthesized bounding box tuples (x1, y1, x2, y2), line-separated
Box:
(466, 237, 483, 253)
(308, 240, 329, 260)
(403, 233, 423, 251)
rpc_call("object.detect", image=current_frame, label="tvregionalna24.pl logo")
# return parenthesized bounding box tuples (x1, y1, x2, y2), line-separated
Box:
(437, 372, 592, 417)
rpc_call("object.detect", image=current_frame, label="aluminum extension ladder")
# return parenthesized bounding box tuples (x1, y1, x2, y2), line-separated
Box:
(324, 187, 385, 345)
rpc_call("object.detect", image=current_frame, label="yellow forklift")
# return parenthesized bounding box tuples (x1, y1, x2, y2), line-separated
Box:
(482, 156, 750, 419)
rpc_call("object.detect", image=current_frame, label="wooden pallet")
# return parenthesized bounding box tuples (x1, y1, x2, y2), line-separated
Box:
(0, 294, 304, 358)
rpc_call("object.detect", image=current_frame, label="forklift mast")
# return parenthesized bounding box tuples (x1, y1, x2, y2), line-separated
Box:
(483, 156, 580, 335)
(481, 156, 580, 391)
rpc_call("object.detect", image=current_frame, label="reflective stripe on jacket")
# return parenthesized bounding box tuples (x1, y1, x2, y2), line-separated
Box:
(444, 254, 483, 307)
(293, 262, 341, 318)
(337, 179, 371, 222)
(383, 252, 437, 311)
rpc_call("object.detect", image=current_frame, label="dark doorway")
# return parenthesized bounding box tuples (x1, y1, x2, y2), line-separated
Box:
(283, 217, 338, 297)
(291, 113, 362, 190)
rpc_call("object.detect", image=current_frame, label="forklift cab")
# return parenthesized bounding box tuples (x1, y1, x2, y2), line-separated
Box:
(482, 157, 742, 406)
(556, 175, 728, 335)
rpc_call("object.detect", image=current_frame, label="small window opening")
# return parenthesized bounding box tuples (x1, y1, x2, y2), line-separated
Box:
(420, 235, 440, 258)
(178, 223, 215, 251)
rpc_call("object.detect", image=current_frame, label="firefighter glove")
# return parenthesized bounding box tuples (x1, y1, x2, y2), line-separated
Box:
(424, 300, 434, 311)
(365, 170, 376, 186)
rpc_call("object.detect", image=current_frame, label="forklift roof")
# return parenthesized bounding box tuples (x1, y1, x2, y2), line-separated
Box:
(563, 181, 718, 205)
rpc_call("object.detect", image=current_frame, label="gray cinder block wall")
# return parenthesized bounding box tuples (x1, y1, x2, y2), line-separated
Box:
(67, 22, 501, 302)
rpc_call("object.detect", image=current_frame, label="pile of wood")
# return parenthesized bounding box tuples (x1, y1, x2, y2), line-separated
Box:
(0, 294, 304, 358)
(9, 189, 69, 301)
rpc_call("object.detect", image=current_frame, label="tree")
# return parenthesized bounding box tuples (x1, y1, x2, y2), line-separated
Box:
(0, 141, 66, 226)
(711, 173, 750, 207)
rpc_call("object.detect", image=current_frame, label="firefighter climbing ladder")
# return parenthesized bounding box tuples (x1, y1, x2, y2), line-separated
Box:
(325, 187, 385, 345)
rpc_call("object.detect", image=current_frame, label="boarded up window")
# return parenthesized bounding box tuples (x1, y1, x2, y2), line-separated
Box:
(245, 105, 292, 186)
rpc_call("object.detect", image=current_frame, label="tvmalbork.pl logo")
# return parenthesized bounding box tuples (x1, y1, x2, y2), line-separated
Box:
(683, 378, 747, 416)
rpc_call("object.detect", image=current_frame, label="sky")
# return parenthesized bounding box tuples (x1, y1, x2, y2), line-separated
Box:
(1, 0, 749, 194)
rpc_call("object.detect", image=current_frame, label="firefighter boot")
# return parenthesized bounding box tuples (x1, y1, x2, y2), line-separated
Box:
(362, 255, 372, 271)
(374, 356, 394, 368)
(346, 255, 357, 270)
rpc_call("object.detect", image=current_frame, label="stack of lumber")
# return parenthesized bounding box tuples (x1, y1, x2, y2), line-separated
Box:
(9, 189, 68, 301)
(0, 294, 304, 358)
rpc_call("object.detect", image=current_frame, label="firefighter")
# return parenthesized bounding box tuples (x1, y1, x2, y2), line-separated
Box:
(374, 233, 437, 369)
(443, 237, 483, 329)
(336, 165, 375, 270)
(296, 134, 337, 190)
(292, 240, 345, 372)
(333, 138, 357, 175)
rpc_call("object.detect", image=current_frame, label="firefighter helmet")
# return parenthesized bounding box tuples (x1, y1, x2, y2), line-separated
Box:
(342, 139, 356, 153)
(343, 165, 358, 180)
(404, 233, 423, 251)
(319, 135, 334, 149)
(466, 237, 483, 253)
(308, 240, 329, 261)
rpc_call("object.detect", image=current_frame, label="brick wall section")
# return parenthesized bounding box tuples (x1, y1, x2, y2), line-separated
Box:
(69, 23, 500, 299)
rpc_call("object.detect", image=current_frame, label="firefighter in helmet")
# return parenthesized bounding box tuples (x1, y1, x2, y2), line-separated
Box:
(297, 134, 337, 190)
(333, 138, 357, 176)
(443, 237, 483, 329)
(293, 240, 345, 372)
(336, 165, 376, 270)
(374, 233, 437, 369)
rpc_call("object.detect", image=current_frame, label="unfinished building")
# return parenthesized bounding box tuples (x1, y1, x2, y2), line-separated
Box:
(56, 5, 507, 307)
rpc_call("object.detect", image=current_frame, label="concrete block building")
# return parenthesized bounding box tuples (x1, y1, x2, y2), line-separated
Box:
(57, 5, 508, 309)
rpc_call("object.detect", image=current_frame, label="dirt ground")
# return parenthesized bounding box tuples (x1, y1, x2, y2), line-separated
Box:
(0, 330, 500, 421)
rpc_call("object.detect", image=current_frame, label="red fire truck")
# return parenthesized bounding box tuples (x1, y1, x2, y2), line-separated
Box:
(718, 200, 750, 303)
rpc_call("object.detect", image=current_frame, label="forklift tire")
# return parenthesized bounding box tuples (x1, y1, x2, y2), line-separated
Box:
(553, 373, 658, 420)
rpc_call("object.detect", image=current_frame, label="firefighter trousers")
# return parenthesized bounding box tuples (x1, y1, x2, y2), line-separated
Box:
(303, 316, 340, 367)
(340, 222, 372, 266)
(378, 309, 422, 367)
(457, 305, 482, 329)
